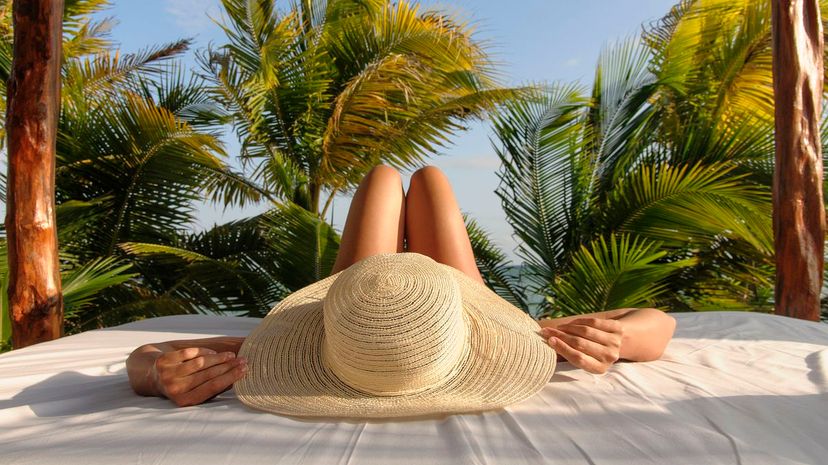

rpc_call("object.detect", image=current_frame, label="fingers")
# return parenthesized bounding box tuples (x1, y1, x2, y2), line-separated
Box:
(176, 351, 238, 377)
(540, 317, 624, 374)
(175, 361, 249, 407)
(154, 347, 249, 406)
(554, 322, 622, 348)
(546, 336, 607, 374)
(567, 318, 623, 335)
(161, 347, 217, 364)
(187, 356, 245, 388)
(542, 327, 607, 361)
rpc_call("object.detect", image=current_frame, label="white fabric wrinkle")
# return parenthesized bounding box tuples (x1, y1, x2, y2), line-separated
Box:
(448, 414, 491, 465)
(338, 422, 367, 465)
(703, 415, 744, 465)
(494, 410, 546, 463)
(566, 435, 598, 465)
(275, 420, 335, 464)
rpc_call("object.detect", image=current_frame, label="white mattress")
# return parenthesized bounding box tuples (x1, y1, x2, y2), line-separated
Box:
(1, 312, 826, 465)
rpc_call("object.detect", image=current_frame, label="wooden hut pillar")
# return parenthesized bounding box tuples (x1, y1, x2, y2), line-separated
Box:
(771, 0, 825, 321)
(5, 0, 64, 347)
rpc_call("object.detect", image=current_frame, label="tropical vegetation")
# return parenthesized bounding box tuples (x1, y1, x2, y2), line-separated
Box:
(489, 0, 828, 318)
(0, 0, 512, 347)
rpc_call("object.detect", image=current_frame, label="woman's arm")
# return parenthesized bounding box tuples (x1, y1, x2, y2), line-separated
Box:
(126, 337, 247, 406)
(538, 308, 676, 373)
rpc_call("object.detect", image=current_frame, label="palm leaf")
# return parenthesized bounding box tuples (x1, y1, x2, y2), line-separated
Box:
(465, 215, 528, 312)
(62, 257, 136, 320)
(587, 37, 658, 192)
(208, 0, 512, 213)
(62, 40, 192, 113)
(492, 84, 589, 295)
(57, 90, 228, 256)
(120, 218, 288, 317)
(259, 201, 340, 291)
(546, 234, 695, 317)
(604, 162, 773, 254)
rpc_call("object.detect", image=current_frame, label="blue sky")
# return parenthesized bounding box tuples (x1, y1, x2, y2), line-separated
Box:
(4, 1, 679, 261)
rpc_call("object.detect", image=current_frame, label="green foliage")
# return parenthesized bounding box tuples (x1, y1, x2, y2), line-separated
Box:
(61, 258, 136, 320)
(548, 234, 695, 316)
(259, 202, 341, 292)
(118, 203, 341, 319)
(1, 0, 517, 334)
(465, 216, 527, 312)
(202, 0, 517, 214)
(0, 0, 264, 332)
(119, 218, 288, 319)
(5, 0, 826, 334)
(491, 2, 791, 316)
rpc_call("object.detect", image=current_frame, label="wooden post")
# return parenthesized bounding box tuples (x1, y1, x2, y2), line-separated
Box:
(5, 0, 64, 347)
(771, 0, 825, 321)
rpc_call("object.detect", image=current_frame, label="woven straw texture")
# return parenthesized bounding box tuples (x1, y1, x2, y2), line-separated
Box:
(236, 253, 556, 418)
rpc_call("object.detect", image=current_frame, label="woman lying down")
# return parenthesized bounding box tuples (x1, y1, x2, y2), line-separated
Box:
(127, 166, 675, 418)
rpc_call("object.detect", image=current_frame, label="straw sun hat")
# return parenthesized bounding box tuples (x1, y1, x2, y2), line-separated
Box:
(236, 253, 556, 418)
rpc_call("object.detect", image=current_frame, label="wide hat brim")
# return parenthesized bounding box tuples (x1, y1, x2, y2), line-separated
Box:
(236, 258, 556, 419)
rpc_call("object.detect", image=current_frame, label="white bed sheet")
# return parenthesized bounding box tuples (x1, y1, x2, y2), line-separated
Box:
(1, 312, 827, 465)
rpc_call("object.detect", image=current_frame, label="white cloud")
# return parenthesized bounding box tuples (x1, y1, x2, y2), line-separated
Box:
(564, 58, 580, 68)
(164, 0, 222, 35)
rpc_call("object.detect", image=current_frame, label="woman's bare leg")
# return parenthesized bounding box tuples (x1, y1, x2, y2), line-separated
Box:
(331, 165, 405, 273)
(405, 166, 483, 283)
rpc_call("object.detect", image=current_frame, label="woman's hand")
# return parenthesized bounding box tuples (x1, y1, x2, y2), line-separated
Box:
(540, 318, 623, 374)
(152, 347, 248, 407)
(127, 336, 248, 406)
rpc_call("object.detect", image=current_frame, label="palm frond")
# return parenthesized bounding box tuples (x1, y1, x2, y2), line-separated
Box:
(492, 83, 589, 295)
(62, 257, 136, 320)
(644, 0, 777, 168)
(465, 215, 527, 312)
(60, 0, 114, 59)
(259, 201, 340, 291)
(62, 40, 192, 107)
(604, 162, 773, 255)
(208, 0, 510, 213)
(546, 234, 695, 317)
(120, 218, 288, 317)
(57, 89, 228, 255)
(587, 37, 658, 192)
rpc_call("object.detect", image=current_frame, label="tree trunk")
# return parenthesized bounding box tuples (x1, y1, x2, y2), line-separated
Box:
(5, 0, 64, 347)
(771, 0, 825, 321)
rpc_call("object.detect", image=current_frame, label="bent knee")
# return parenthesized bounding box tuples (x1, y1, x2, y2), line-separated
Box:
(410, 165, 448, 187)
(365, 164, 403, 187)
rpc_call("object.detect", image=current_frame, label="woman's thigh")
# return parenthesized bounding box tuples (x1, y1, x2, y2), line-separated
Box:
(331, 165, 405, 273)
(405, 166, 483, 283)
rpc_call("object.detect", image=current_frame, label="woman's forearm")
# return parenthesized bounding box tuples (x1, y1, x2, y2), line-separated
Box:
(614, 308, 676, 361)
(539, 308, 675, 362)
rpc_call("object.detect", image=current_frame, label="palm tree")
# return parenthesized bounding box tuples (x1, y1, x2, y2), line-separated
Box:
(0, 0, 272, 339)
(489, 0, 822, 316)
(2, 0, 518, 345)
(201, 0, 515, 217)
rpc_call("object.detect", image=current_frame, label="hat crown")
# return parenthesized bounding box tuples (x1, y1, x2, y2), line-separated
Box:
(322, 254, 468, 396)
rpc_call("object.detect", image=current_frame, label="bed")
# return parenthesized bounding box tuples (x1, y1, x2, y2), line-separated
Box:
(1, 311, 826, 465)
